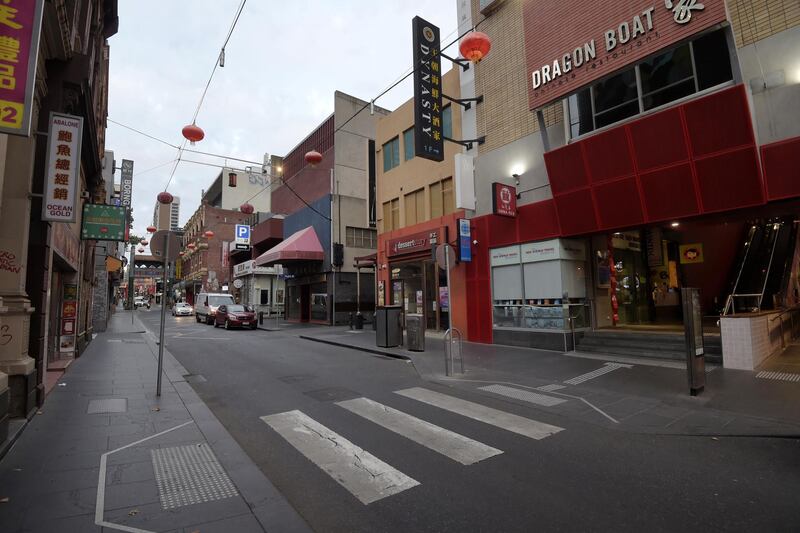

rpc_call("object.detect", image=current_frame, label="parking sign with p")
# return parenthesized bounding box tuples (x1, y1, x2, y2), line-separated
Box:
(235, 224, 250, 246)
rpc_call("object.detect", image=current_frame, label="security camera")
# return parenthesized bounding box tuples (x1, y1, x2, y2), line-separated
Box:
(472, 239, 478, 246)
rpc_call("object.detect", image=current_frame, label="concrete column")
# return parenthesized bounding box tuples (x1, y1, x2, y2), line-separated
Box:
(0, 133, 37, 418)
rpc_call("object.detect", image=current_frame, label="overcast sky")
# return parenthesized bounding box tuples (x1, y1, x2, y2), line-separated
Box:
(106, 0, 458, 246)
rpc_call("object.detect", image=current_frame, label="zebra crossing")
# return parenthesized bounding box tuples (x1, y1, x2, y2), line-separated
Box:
(261, 386, 564, 505)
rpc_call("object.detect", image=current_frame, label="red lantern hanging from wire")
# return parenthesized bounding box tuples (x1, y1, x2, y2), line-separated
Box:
(304, 150, 323, 167)
(187, 243, 196, 250)
(146, 225, 157, 233)
(228, 172, 237, 187)
(182, 123, 204, 145)
(204, 230, 214, 238)
(179, 251, 185, 257)
(137, 246, 145, 253)
(157, 191, 174, 204)
(140, 240, 148, 246)
(459, 31, 492, 63)
(240, 203, 254, 214)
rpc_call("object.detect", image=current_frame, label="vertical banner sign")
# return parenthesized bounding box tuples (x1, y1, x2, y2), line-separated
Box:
(458, 218, 472, 262)
(60, 283, 78, 354)
(42, 112, 83, 222)
(412, 16, 443, 162)
(0, 0, 45, 136)
(120, 159, 134, 207)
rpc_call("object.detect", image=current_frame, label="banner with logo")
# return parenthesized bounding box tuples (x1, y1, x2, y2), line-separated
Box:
(412, 16, 444, 162)
(42, 112, 83, 222)
(492, 182, 517, 217)
(0, 0, 44, 136)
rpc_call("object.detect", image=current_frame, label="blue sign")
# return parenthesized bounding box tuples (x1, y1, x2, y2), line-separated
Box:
(235, 224, 250, 245)
(458, 218, 471, 262)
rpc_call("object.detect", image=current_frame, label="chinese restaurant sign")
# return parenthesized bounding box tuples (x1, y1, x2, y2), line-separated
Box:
(0, 0, 44, 136)
(412, 16, 444, 162)
(81, 204, 127, 241)
(523, 0, 727, 109)
(42, 112, 82, 222)
(492, 182, 517, 217)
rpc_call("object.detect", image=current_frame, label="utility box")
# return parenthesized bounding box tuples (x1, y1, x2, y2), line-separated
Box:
(376, 306, 402, 348)
(681, 287, 706, 396)
(406, 313, 425, 351)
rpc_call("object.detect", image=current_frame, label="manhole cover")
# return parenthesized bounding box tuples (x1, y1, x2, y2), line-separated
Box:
(278, 374, 315, 384)
(87, 398, 128, 414)
(151, 443, 238, 509)
(303, 387, 359, 402)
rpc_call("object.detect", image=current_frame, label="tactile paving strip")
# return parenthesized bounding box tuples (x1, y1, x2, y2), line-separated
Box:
(479, 384, 567, 407)
(151, 443, 238, 509)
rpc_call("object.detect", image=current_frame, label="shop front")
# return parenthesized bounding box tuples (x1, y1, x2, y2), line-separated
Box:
(232, 259, 285, 316)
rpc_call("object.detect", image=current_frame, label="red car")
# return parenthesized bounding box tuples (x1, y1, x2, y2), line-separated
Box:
(213, 304, 257, 330)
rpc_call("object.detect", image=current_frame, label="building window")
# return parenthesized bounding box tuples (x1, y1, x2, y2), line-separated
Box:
(403, 127, 414, 161)
(430, 177, 454, 219)
(383, 136, 400, 172)
(442, 105, 453, 139)
(260, 289, 270, 305)
(567, 27, 734, 138)
(346, 226, 377, 248)
(404, 188, 425, 226)
(383, 198, 400, 232)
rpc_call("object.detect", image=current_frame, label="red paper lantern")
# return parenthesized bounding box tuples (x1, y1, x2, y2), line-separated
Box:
(140, 240, 148, 246)
(187, 243, 196, 250)
(459, 31, 492, 63)
(240, 203, 254, 214)
(157, 191, 173, 204)
(228, 172, 237, 187)
(204, 230, 214, 238)
(146, 225, 157, 233)
(182, 123, 204, 145)
(304, 150, 323, 167)
(137, 247, 145, 253)
(179, 251, 185, 257)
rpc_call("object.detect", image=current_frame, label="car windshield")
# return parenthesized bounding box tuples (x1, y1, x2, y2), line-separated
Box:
(227, 305, 246, 313)
(209, 296, 234, 307)
(177, 303, 189, 307)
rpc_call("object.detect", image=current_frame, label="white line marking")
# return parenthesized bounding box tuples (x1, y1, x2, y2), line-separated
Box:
(395, 387, 563, 440)
(756, 370, 800, 382)
(336, 397, 502, 465)
(261, 410, 419, 504)
(564, 363, 631, 385)
(479, 385, 567, 407)
(537, 384, 566, 392)
(95, 420, 193, 533)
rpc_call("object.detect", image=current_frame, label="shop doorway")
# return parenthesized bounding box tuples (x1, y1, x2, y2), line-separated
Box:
(389, 260, 446, 330)
(300, 285, 310, 322)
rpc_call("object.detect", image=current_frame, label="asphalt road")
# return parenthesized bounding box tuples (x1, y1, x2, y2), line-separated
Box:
(139, 309, 800, 533)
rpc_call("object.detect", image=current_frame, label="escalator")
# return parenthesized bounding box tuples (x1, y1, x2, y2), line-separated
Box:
(723, 218, 797, 314)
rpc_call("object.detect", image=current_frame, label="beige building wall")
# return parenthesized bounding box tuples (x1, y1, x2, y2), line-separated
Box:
(376, 67, 463, 234)
(728, 0, 800, 46)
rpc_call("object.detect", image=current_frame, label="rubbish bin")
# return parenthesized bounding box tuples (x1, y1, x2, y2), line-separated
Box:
(376, 306, 402, 347)
(406, 313, 425, 351)
(354, 312, 364, 330)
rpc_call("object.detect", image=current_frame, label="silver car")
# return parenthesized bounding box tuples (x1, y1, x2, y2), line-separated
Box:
(172, 302, 193, 317)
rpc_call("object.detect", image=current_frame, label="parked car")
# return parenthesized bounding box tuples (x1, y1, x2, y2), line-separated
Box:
(214, 304, 257, 330)
(134, 296, 149, 309)
(195, 292, 235, 324)
(172, 302, 193, 317)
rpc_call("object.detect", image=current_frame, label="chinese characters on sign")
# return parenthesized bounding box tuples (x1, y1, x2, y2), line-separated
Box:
(42, 112, 82, 222)
(492, 182, 517, 217)
(412, 16, 444, 162)
(0, 0, 43, 136)
(60, 283, 78, 354)
(458, 218, 472, 262)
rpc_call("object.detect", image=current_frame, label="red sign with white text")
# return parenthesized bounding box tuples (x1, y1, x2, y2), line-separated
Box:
(492, 183, 517, 217)
(387, 229, 439, 257)
(523, 0, 727, 109)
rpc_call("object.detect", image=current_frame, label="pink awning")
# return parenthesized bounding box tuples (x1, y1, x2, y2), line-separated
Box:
(254, 226, 324, 266)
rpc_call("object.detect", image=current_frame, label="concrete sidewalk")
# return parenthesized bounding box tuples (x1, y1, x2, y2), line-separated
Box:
(0, 311, 309, 533)
(298, 327, 800, 437)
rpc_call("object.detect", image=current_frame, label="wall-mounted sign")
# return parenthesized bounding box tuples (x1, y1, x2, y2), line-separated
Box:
(81, 204, 127, 241)
(490, 244, 521, 267)
(523, 0, 727, 110)
(42, 112, 83, 222)
(235, 224, 251, 246)
(492, 182, 517, 217)
(412, 16, 444, 162)
(458, 218, 472, 262)
(120, 159, 134, 207)
(520, 238, 586, 263)
(234, 259, 275, 277)
(387, 229, 438, 257)
(0, 0, 45, 137)
(679, 243, 704, 264)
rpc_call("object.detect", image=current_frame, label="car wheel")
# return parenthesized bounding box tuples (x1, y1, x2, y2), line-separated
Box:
(250, 324, 257, 330)
(225, 320, 231, 330)
(206, 315, 213, 325)
(213, 320, 218, 328)
(195, 314, 201, 323)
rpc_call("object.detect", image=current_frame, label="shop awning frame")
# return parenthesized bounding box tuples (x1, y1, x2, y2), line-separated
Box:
(254, 226, 325, 266)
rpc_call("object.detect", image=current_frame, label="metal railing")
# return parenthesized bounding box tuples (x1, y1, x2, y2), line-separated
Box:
(444, 328, 463, 376)
(723, 293, 765, 315)
(769, 306, 800, 350)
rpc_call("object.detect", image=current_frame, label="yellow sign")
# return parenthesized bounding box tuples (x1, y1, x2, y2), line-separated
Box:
(679, 243, 704, 264)
(175, 260, 181, 279)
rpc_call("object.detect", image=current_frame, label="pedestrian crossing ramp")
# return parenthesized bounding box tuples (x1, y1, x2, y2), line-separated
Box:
(261, 386, 564, 505)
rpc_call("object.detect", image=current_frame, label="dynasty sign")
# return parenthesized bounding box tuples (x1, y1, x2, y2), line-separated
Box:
(412, 16, 444, 162)
(42, 112, 83, 222)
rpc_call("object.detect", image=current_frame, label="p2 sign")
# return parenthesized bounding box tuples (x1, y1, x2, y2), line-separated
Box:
(235, 224, 250, 246)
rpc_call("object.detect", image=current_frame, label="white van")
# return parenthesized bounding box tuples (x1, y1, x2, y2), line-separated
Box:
(195, 292, 235, 325)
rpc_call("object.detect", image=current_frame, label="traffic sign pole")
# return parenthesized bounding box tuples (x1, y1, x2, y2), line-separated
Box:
(156, 234, 169, 397)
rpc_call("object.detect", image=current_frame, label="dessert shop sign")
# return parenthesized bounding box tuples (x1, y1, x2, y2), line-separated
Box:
(523, 0, 726, 109)
(42, 112, 83, 222)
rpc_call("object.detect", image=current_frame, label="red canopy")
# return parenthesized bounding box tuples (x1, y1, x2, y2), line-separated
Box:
(254, 226, 324, 266)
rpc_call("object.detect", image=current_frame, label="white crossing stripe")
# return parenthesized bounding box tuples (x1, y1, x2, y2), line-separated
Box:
(261, 410, 419, 504)
(479, 385, 567, 407)
(537, 384, 566, 392)
(336, 397, 502, 465)
(756, 370, 800, 383)
(563, 363, 632, 385)
(395, 387, 563, 440)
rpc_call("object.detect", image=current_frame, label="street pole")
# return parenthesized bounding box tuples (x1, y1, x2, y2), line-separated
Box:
(156, 235, 169, 397)
(330, 167, 336, 326)
(129, 245, 135, 324)
(445, 243, 452, 336)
